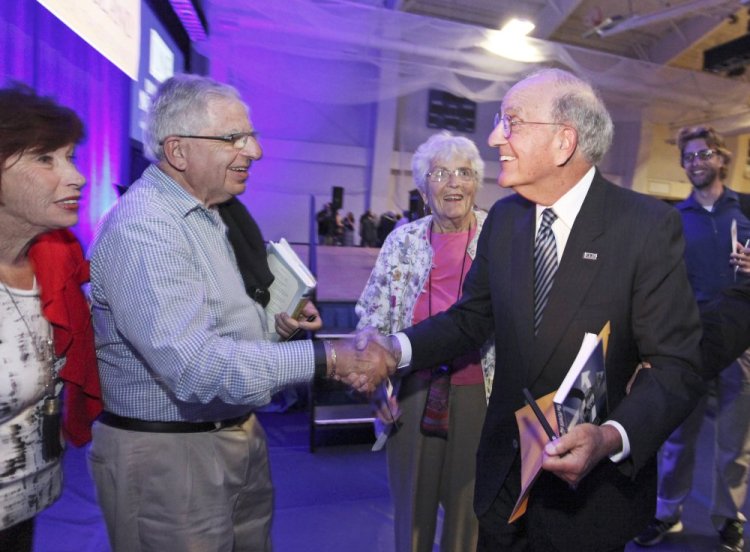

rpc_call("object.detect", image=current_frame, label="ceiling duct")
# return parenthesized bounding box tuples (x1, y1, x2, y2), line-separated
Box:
(585, 0, 734, 38)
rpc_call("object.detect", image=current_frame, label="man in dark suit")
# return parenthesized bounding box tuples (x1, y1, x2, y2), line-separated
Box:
(364, 68, 704, 551)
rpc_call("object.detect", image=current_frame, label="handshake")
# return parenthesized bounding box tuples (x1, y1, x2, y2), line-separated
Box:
(323, 327, 401, 394)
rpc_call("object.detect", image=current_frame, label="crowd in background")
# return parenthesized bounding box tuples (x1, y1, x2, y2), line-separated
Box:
(316, 203, 422, 247)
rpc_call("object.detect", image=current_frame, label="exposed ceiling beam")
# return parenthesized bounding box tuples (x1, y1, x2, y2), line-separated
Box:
(597, 0, 733, 37)
(646, 12, 729, 65)
(531, 0, 583, 39)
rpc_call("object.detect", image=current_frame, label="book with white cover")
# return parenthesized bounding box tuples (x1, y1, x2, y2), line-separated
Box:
(552, 322, 610, 435)
(265, 239, 316, 335)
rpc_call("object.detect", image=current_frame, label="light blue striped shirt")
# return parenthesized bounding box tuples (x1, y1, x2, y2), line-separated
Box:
(89, 165, 314, 421)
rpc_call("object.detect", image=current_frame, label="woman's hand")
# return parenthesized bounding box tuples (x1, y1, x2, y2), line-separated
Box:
(275, 300, 323, 340)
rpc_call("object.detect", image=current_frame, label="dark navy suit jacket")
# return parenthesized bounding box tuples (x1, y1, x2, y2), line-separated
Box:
(404, 171, 704, 551)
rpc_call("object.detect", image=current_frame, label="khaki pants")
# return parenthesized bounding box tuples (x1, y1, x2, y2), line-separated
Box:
(88, 414, 273, 552)
(387, 375, 486, 552)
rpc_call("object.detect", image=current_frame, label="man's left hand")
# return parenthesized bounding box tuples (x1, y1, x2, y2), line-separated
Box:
(275, 301, 323, 339)
(541, 423, 622, 486)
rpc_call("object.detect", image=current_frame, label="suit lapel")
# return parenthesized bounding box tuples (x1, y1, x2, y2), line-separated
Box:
(509, 202, 536, 373)
(528, 173, 608, 385)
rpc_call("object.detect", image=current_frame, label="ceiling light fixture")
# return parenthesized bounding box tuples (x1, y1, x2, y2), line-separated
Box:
(501, 18, 536, 37)
(482, 18, 542, 63)
(582, 15, 625, 39)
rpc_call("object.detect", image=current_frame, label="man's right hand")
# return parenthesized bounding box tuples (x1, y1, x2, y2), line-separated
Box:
(332, 335, 397, 395)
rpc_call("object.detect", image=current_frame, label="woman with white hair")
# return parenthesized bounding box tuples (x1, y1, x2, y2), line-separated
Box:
(357, 132, 495, 552)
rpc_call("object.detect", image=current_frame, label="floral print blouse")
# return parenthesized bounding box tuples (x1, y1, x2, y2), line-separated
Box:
(356, 210, 495, 402)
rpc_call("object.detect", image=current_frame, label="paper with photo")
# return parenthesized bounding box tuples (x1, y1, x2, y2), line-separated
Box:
(509, 391, 558, 523)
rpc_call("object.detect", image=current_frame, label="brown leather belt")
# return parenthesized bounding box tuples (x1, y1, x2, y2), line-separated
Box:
(98, 411, 251, 433)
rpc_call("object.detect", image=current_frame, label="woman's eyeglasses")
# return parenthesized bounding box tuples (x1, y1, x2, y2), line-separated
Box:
(426, 167, 476, 184)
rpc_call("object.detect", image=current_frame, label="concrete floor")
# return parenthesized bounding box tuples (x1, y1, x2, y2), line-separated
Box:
(34, 405, 747, 552)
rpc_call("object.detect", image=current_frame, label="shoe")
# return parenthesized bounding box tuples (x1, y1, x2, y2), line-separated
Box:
(717, 519, 744, 552)
(633, 518, 683, 547)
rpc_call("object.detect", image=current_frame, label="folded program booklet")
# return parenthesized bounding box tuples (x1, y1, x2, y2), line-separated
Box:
(552, 321, 610, 435)
(509, 321, 610, 523)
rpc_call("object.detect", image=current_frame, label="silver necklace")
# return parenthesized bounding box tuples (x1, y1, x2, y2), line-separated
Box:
(0, 280, 57, 394)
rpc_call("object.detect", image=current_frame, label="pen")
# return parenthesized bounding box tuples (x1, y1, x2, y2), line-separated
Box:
(522, 387, 558, 442)
(286, 314, 317, 341)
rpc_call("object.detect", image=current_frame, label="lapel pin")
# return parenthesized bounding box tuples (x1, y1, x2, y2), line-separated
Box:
(583, 252, 598, 261)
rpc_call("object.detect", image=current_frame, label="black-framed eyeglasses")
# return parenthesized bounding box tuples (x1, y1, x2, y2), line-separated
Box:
(681, 148, 716, 165)
(426, 167, 477, 184)
(493, 112, 563, 139)
(160, 131, 258, 150)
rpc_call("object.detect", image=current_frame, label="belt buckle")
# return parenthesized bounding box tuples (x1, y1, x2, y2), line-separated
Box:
(211, 421, 223, 431)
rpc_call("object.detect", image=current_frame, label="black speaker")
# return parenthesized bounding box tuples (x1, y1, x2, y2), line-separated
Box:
(427, 89, 476, 133)
(409, 189, 426, 219)
(704, 34, 750, 74)
(332, 186, 344, 211)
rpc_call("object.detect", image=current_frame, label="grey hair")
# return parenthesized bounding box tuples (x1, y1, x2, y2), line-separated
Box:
(411, 132, 485, 194)
(525, 68, 614, 165)
(144, 73, 245, 162)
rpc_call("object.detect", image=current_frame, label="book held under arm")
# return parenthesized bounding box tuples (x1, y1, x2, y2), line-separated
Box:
(265, 239, 316, 339)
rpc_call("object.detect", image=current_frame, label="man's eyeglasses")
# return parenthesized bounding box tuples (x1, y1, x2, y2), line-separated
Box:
(493, 113, 563, 139)
(681, 148, 716, 165)
(160, 132, 258, 150)
(426, 167, 477, 184)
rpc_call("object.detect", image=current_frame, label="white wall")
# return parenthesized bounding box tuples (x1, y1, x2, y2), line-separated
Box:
(235, 77, 514, 242)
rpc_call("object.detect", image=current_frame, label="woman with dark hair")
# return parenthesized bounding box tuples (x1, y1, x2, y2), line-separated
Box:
(0, 84, 97, 551)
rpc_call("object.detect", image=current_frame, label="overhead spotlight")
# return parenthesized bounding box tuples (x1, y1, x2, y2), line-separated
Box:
(500, 18, 535, 37)
(483, 20, 543, 63)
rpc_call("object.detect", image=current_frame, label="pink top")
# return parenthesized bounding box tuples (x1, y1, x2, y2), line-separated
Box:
(412, 226, 483, 386)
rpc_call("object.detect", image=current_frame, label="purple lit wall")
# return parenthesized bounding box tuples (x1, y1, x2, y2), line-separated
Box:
(0, 0, 130, 248)
(222, 56, 378, 244)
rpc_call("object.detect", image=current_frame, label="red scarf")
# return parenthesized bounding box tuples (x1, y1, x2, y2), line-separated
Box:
(29, 229, 102, 446)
